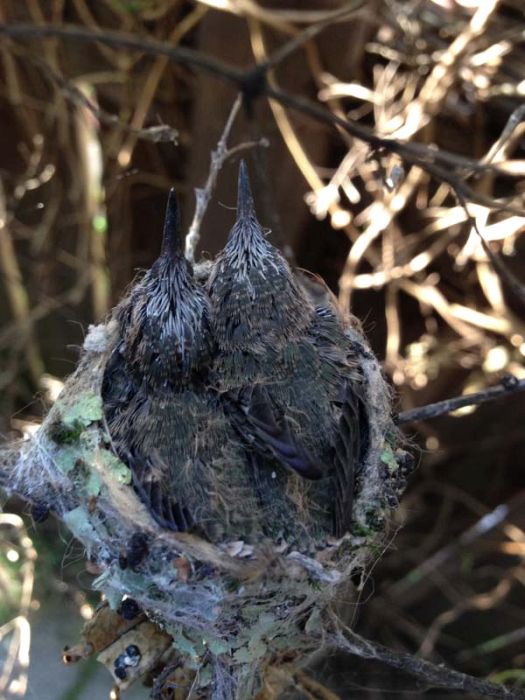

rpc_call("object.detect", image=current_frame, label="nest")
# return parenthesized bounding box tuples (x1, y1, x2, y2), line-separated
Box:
(0, 263, 408, 699)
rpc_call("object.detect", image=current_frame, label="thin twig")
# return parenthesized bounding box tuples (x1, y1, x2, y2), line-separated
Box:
(264, 86, 525, 216)
(115, 4, 207, 168)
(248, 18, 329, 202)
(43, 61, 179, 143)
(397, 376, 525, 424)
(184, 95, 263, 262)
(330, 626, 525, 699)
(480, 104, 525, 170)
(456, 191, 525, 307)
(186, 134, 267, 260)
(259, 0, 365, 74)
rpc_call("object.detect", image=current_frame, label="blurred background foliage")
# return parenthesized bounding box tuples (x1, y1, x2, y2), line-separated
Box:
(0, 0, 525, 697)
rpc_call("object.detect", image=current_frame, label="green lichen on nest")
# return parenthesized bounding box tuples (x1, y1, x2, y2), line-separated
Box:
(48, 389, 131, 490)
(48, 390, 104, 444)
(380, 443, 399, 473)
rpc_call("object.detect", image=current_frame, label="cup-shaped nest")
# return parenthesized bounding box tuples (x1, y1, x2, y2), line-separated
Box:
(0, 265, 409, 699)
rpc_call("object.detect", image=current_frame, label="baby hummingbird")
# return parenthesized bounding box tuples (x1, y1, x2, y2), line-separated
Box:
(208, 161, 366, 541)
(102, 190, 263, 540)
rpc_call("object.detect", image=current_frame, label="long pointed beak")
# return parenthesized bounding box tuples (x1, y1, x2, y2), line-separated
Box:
(236, 160, 256, 221)
(161, 188, 183, 258)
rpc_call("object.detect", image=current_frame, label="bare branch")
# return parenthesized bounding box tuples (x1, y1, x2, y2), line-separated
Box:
(42, 62, 178, 143)
(184, 98, 269, 261)
(0, 22, 244, 85)
(397, 375, 525, 424)
(264, 86, 525, 216)
(184, 95, 242, 262)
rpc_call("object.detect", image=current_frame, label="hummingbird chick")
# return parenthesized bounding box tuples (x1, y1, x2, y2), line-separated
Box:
(208, 162, 366, 541)
(102, 190, 263, 540)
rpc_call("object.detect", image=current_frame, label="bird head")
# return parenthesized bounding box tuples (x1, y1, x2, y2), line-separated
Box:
(208, 161, 312, 352)
(117, 190, 211, 388)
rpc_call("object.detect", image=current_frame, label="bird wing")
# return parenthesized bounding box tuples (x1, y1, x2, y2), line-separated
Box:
(333, 380, 368, 537)
(102, 350, 193, 533)
(101, 343, 138, 421)
(224, 384, 325, 480)
(125, 449, 194, 532)
(305, 302, 371, 536)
